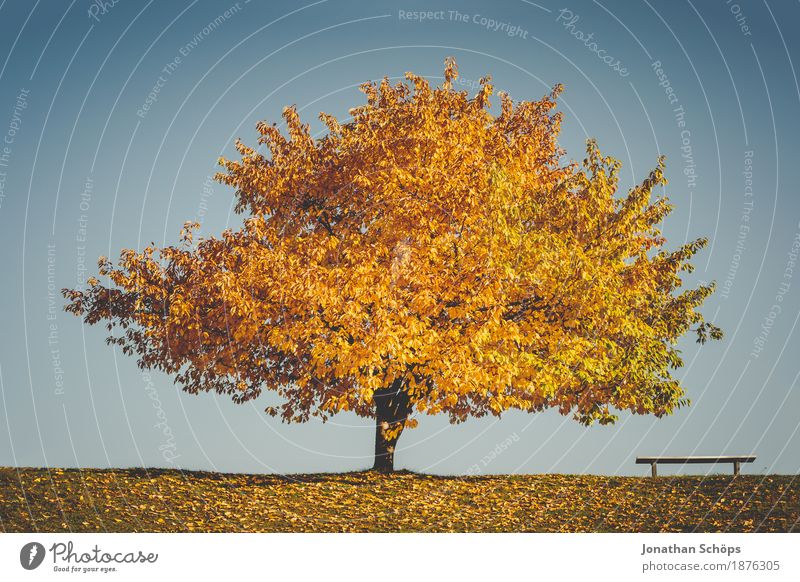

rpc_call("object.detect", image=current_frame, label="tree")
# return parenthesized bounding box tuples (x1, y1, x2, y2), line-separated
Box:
(64, 59, 722, 472)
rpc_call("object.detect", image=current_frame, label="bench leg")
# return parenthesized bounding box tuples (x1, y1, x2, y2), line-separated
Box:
(651, 462, 657, 478)
(733, 461, 740, 476)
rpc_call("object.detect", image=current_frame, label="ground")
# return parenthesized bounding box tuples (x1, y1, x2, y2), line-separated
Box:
(1, 468, 797, 532)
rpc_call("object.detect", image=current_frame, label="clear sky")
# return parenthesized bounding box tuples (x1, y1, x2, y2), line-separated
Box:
(0, 0, 798, 476)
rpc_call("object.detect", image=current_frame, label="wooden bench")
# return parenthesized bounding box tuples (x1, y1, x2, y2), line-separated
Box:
(636, 455, 756, 477)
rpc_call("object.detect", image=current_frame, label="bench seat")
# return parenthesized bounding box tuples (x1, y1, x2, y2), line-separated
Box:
(636, 455, 756, 477)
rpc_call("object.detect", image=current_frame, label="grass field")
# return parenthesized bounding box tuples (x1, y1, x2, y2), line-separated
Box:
(1, 468, 797, 532)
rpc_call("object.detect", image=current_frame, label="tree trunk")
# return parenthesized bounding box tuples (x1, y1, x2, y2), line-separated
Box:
(372, 379, 412, 472)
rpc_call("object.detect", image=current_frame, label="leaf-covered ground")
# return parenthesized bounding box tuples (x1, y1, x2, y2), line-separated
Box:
(1, 468, 797, 532)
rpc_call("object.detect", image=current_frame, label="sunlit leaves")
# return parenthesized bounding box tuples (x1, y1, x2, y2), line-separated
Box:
(62, 58, 721, 433)
(1, 469, 793, 533)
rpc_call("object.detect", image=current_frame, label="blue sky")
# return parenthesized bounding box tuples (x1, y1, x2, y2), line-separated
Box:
(0, 0, 798, 475)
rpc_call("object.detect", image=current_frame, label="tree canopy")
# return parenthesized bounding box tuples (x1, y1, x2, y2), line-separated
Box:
(64, 58, 721, 471)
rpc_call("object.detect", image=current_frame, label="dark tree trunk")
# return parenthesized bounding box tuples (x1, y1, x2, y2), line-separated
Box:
(372, 378, 412, 472)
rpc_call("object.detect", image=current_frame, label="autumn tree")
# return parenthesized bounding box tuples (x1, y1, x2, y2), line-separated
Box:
(64, 59, 721, 472)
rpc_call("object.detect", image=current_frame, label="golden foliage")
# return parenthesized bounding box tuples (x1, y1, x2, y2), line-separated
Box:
(1, 468, 794, 533)
(63, 58, 721, 430)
